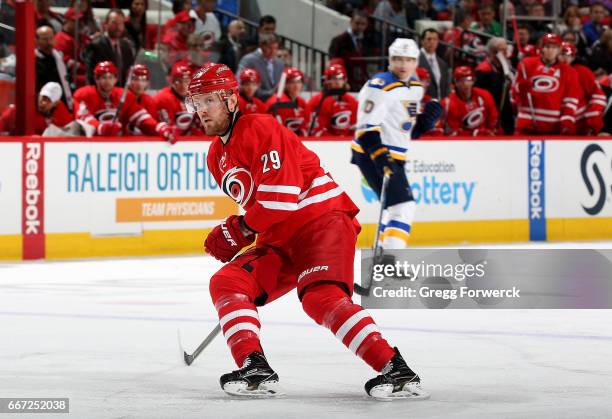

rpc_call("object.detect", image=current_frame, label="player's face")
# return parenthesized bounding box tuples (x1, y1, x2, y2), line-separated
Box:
(96, 73, 117, 95)
(456, 77, 474, 98)
(326, 76, 346, 90)
(191, 93, 234, 135)
(541, 44, 560, 64)
(389, 56, 417, 81)
(130, 78, 148, 96)
(241, 82, 259, 98)
(559, 53, 574, 64)
(285, 79, 303, 99)
(37, 95, 54, 114)
(172, 77, 191, 97)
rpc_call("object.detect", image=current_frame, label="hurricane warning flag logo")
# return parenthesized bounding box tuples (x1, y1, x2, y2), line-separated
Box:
(221, 167, 254, 206)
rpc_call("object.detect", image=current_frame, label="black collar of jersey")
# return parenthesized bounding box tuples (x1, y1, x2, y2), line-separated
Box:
(240, 92, 253, 104)
(171, 87, 185, 101)
(220, 110, 242, 145)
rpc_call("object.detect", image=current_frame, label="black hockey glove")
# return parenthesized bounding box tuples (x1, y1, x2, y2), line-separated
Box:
(369, 146, 401, 177)
(412, 100, 443, 139)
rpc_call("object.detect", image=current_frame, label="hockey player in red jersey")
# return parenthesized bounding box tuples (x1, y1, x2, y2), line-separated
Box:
(73, 61, 174, 141)
(186, 63, 429, 400)
(127, 64, 157, 135)
(512, 33, 580, 135)
(559, 42, 607, 135)
(154, 62, 203, 136)
(441, 66, 499, 136)
(265, 67, 311, 137)
(237, 68, 266, 115)
(307, 63, 357, 137)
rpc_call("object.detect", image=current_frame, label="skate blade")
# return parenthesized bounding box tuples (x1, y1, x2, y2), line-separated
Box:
(370, 383, 431, 402)
(223, 381, 285, 398)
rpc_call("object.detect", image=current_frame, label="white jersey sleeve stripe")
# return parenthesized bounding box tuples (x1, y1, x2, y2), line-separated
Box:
(257, 184, 301, 195)
(259, 201, 298, 211)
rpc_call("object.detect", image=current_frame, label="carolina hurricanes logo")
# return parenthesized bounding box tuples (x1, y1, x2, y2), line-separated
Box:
(221, 167, 254, 206)
(463, 108, 485, 128)
(285, 118, 304, 134)
(331, 110, 351, 129)
(532, 76, 560, 93)
(175, 111, 194, 130)
(95, 108, 117, 122)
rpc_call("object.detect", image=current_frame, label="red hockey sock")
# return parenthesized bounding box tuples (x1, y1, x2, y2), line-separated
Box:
(301, 282, 395, 372)
(209, 269, 264, 366)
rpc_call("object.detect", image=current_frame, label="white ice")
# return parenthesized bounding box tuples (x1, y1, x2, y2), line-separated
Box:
(1, 243, 612, 418)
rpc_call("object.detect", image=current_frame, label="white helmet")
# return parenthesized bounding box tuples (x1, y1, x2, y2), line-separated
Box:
(388, 38, 419, 59)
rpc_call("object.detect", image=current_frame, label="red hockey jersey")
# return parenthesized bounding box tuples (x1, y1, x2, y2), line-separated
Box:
(265, 94, 311, 137)
(0, 102, 74, 135)
(441, 87, 499, 136)
(573, 63, 607, 135)
(207, 113, 359, 247)
(512, 57, 580, 134)
(73, 86, 160, 136)
(307, 92, 357, 137)
(129, 93, 158, 135)
(154, 87, 203, 136)
(238, 93, 266, 115)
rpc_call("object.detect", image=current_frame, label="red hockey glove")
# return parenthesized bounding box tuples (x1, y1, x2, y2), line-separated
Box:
(157, 122, 177, 144)
(560, 119, 575, 135)
(97, 121, 122, 136)
(586, 116, 604, 135)
(204, 215, 255, 262)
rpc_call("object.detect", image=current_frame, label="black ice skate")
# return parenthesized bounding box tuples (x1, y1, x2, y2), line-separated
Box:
(365, 347, 430, 401)
(220, 352, 284, 397)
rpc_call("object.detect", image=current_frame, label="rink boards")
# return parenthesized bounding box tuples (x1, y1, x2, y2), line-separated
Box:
(0, 136, 611, 260)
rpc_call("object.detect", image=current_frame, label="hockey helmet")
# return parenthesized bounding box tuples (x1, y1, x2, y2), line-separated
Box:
(94, 61, 118, 78)
(239, 68, 261, 84)
(388, 38, 419, 59)
(284, 67, 304, 82)
(453, 66, 475, 82)
(416, 67, 430, 82)
(323, 64, 347, 81)
(186, 63, 239, 112)
(541, 33, 562, 47)
(560, 42, 577, 57)
(132, 64, 150, 80)
(170, 62, 194, 80)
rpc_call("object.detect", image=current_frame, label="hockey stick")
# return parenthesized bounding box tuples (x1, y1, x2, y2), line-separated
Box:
(112, 66, 134, 125)
(511, 14, 537, 130)
(179, 323, 222, 366)
(354, 169, 391, 296)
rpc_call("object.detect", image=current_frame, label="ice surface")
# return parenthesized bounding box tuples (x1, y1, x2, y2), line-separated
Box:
(1, 243, 612, 418)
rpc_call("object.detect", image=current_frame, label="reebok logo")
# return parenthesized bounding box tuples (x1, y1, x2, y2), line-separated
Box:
(24, 143, 42, 235)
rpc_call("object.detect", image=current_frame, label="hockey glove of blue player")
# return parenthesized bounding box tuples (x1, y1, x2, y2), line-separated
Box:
(369, 146, 400, 177)
(412, 100, 443, 139)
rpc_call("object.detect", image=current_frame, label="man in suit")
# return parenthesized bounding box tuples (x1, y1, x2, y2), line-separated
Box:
(237, 33, 285, 101)
(84, 8, 135, 86)
(217, 20, 247, 73)
(418, 28, 450, 100)
(328, 10, 370, 91)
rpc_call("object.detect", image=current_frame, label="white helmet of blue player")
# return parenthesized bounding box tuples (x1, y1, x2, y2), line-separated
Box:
(388, 38, 419, 59)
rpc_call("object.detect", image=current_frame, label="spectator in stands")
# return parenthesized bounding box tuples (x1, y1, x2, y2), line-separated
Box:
(588, 28, 612, 76)
(405, 0, 437, 29)
(265, 67, 311, 137)
(237, 68, 266, 114)
(582, 2, 608, 47)
(35, 25, 73, 110)
(190, 0, 222, 46)
(276, 47, 292, 68)
(34, 0, 63, 33)
(431, 0, 456, 20)
(418, 28, 450, 100)
(69, 0, 100, 38)
(558, 5, 583, 35)
(329, 10, 370, 91)
(54, 8, 87, 89)
(443, 7, 484, 66)
(244, 15, 277, 53)
(217, 19, 246, 72)
(84, 9, 135, 86)
(125, 0, 147, 52)
(373, 0, 408, 28)
(155, 62, 202, 136)
(475, 37, 515, 134)
(0, 0, 15, 46)
(173, 0, 190, 14)
(186, 31, 220, 66)
(527, 2, 549, 44)
(160, 11, 195, 66)
(237, 33, 284, 101)
(0, 82, 73, 135)
(471, 3, 502, 37)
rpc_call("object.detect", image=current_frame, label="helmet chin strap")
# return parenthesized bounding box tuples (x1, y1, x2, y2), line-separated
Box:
(219, 96, 239, 142)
